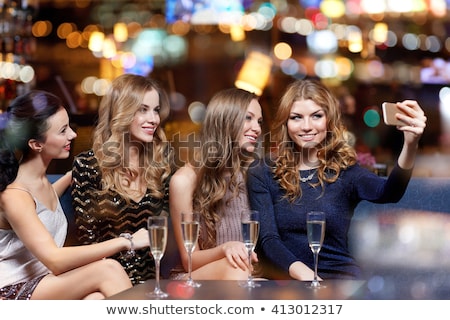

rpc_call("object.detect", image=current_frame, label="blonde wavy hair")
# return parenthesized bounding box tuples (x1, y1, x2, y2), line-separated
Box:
(191, 88, 258, 249)
(92, 74, 172, 202)
(271, 79, 357, 202)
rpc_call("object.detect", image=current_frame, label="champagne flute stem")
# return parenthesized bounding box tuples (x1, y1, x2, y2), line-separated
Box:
(247, 250, 252, 284)
(187, 251, 193, 282)
(313, 252, 319, 286)
(155, 258, 161, 292)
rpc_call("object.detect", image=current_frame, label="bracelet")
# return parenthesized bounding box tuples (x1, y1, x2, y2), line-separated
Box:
(119, 233, 135, 258)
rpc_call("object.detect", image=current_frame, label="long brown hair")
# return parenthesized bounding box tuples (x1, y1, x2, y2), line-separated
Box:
(191, 88, 258, 249)
(92, 74, 172, 202)
(271, 79, 357, 202)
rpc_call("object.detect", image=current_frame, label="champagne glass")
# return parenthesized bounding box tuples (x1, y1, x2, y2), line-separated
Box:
(181, 212, 201, 288)
(146, 216, 169, 298)
(239, 210, 260, 288)
(306, 211, 326, 288)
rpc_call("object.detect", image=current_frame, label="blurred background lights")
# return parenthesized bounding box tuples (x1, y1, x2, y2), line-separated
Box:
(308, 10, 330, 30)
(131, 29, 167, 60)
(188, 101, 206, 124)
(363, 108, 381, 128)
(370, 22, 388, 44)
(347, 26, 363, 53)
(430, 0, 447, 16)
(88, 31, 105, 52)
(19, 66, 35, 83)
(330, 23, 348, 40)
(314, 59, 337, 78)
(388, 0, 417, 12)
(367, 275, 385, 293)
(363, 130, 380, 148)
(280, 58, 300, 76)
(335, 56, 354, 80)
(0, 62, 15, 79)
(320, 0, 346, 18)
(402, 33, 420, 50)
(92, 78, 111, 96)
(113, 22, 128, 42)
(257, 2, 277, 20)
(367, 60, 385, 78)
(279, 16, 297, 33)
(65, 31, 83, 49)
(385, 31, 398, 47)
(306, 29, 338, 55)
(120, 52, 137, 69)
(229, 25, 246, 41)
(301, 0, 322, 9)
(235, 51, 272, 96)
(295, 19, 315, 36)
(439, 87, 450, 105)
(439, 87, 450, 118)
(24, 0, 450, 88)
(361, 0, 387, 13)
(57, 22, 76, 40)
(426, 35, 442, 52)
(163, 35, 188, 61)
(81, 76, 98, 94)
(170, 92, 187, 112)
(102, 37, 117, 59)
(32, 20, 52, 37)
(398, 224, 417, 245)
(273, 42, 292, 60)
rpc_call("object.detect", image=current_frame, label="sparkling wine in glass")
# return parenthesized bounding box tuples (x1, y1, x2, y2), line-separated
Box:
(181, 212, 201, 287)
(239, 210, 260, 288)
(307, 211, 326, 288)
(146, 216, 169, 298)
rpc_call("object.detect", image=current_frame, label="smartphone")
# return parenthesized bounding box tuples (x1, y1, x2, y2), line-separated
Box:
(382, 102, 407, 126)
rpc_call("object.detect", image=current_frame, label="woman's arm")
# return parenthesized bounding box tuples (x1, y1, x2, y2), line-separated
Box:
(0, 188, 149, 275)
(393, 100, 426, 170)
(288, 261, 316, 281)
(169, 166, 195, 271)
(169, 166, 248, 272)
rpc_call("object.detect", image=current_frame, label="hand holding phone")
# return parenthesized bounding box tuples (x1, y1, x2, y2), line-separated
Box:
(382, 102, 407, 126)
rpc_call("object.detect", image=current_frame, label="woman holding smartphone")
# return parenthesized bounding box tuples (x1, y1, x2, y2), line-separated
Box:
(246, 79, 427, 281)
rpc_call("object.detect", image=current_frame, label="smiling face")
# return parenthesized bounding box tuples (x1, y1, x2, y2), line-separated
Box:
(287, 98, 328, 152)
(129, 89, 161, 143)
(41, 107, 77, 159)
(238, 98, 263, 153)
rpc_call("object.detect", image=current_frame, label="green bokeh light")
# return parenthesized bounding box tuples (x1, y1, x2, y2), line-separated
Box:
(363, 109, 381, 128)
(362, 130, 380, 148)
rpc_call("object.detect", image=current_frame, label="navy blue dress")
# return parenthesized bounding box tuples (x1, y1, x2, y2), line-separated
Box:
(246, 157, 412, 279)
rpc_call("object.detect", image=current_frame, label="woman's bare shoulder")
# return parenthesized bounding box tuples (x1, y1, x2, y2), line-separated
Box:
(170, 164, 197, 189)
(0, 185, 35, 225)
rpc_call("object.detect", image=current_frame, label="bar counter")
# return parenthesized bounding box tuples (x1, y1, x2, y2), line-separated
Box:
(107, 279, 368, 300)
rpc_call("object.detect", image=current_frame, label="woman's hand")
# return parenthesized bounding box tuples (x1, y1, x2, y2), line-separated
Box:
(395, 100, 427, 143)
(221, 241, 257, 271)
(131, 228, 149, 250)
(289, 261, 320, 281)
(395, 100, 427, 170)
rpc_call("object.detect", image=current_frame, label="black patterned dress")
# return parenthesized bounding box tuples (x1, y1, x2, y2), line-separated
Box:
(71, 150, 170, 284)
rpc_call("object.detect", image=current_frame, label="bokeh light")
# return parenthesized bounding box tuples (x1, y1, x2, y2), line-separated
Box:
(188, 101, 206, 124)
(363, 108, 381, 128)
